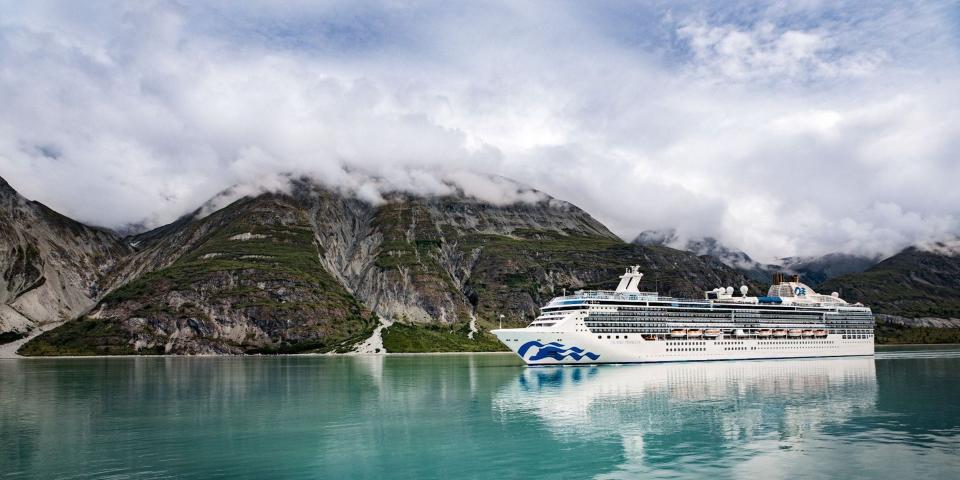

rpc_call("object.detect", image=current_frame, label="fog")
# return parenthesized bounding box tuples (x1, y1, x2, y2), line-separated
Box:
(0, 1, 957, 262)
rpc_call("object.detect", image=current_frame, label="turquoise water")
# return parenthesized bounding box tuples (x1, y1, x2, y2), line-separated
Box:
(2, 347, 959, 479)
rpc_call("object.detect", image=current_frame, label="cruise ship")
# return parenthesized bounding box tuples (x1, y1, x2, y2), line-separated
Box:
(491, 266, 874, 365)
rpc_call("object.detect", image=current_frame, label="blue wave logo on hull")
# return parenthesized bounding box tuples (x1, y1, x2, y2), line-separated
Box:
(517, 341, 600, 362)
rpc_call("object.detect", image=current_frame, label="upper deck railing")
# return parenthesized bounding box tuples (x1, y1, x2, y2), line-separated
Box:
(544, 289, 871, 310)
(547, 290, 661, 304)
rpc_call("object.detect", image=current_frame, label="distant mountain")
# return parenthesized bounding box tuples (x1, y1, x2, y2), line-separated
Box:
(819, 242, 960, 323)
(779, 253, 879, 286)
(0, 177, 132, 335)
(632, 230, 776, 283)
(631, 229, 878, 285)
(18, 177, 755, 355)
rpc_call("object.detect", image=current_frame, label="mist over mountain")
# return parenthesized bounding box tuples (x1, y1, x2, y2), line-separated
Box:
(631, 229, 878, 285)
(2, 1, 959, 264)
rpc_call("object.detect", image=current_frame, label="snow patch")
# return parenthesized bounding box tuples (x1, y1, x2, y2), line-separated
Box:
(467, 312, 478, 339)
(201, 252, 224, 259)
(229, 232, 268, 241)
(352, 316, 394, 354)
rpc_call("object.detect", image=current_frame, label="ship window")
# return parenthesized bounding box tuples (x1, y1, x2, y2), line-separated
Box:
(597, 336, 601, 339)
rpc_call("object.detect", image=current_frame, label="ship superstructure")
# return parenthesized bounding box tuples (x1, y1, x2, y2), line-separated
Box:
(492, 266, 874, 365)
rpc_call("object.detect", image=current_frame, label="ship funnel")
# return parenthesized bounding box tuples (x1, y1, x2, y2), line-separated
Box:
(615, 265, 644, 293)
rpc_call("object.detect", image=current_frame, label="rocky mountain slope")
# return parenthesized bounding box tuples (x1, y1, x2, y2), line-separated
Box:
(0, 177, 132, 336)
(20, 178, 756, 355)
(820, 242, 960, 322)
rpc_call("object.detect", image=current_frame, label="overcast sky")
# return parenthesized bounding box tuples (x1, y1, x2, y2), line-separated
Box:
(1, 0, 958, 262)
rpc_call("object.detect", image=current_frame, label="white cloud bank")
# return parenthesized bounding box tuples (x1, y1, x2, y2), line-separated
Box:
(0, 0, 958, 262)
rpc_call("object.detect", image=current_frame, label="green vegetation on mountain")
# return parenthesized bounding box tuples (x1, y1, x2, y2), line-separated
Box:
(17, 317, 155, 356)
(875, 322, 960, 345)
(819, 246, 960, 319)
(382, 322, 506, 353)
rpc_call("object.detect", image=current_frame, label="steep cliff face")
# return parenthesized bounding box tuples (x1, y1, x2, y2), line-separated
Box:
(0, 177, 132, 334)
(21, 178, 756, 355)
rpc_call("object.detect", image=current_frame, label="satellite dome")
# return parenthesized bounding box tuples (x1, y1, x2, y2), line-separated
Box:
(740, 285, 749, 295)
(726, 286, 734, 295)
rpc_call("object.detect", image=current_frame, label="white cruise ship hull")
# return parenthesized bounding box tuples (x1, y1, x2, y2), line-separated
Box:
(492, 328, 874, 365)
(493, 267, 876, 365)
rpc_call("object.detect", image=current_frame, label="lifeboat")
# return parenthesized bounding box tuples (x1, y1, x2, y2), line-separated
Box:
(815, 329, 828, 337)
(704, 329, 721, 338)
(759, 329, 772, 337)
(802, 329, 814, 337)
(788, 329, 802, 337)
(687, 329, 703, 338)
(734, 329, 748, 337)
(773, 329, 787, 337)
(670, 329, 687, 338)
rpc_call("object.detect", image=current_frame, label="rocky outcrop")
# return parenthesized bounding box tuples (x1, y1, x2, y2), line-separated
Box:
(0, 177, 132, 334)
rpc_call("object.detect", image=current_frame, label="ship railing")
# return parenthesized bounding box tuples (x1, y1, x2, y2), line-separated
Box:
(548, 290, 660, 303)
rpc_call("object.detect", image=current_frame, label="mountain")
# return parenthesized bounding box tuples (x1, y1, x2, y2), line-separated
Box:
(779, 253, 879, 286)
(819, 242, 960, 323)
(19, 177, 756, 355)
(632, 229, 877, 285)
(632, 230, 775, 283)
(0, 177, 132, 336)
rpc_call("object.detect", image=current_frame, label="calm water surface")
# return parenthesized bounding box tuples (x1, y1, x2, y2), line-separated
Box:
(2, 346, 959, 479)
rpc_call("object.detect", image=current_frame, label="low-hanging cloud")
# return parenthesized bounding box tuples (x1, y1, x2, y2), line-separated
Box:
(0, 0, 958, 263)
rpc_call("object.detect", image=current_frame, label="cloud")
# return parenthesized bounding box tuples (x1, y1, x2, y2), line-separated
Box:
(0, 0, 957, 263)
(677, 20, 885, 82)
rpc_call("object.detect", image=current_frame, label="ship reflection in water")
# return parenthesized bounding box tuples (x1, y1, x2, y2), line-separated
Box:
(493, 357, 957, 478)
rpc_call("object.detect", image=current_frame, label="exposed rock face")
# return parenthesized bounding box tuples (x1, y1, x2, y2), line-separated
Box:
(20, 177, 756, 355)
(0, 177, 132, 333)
